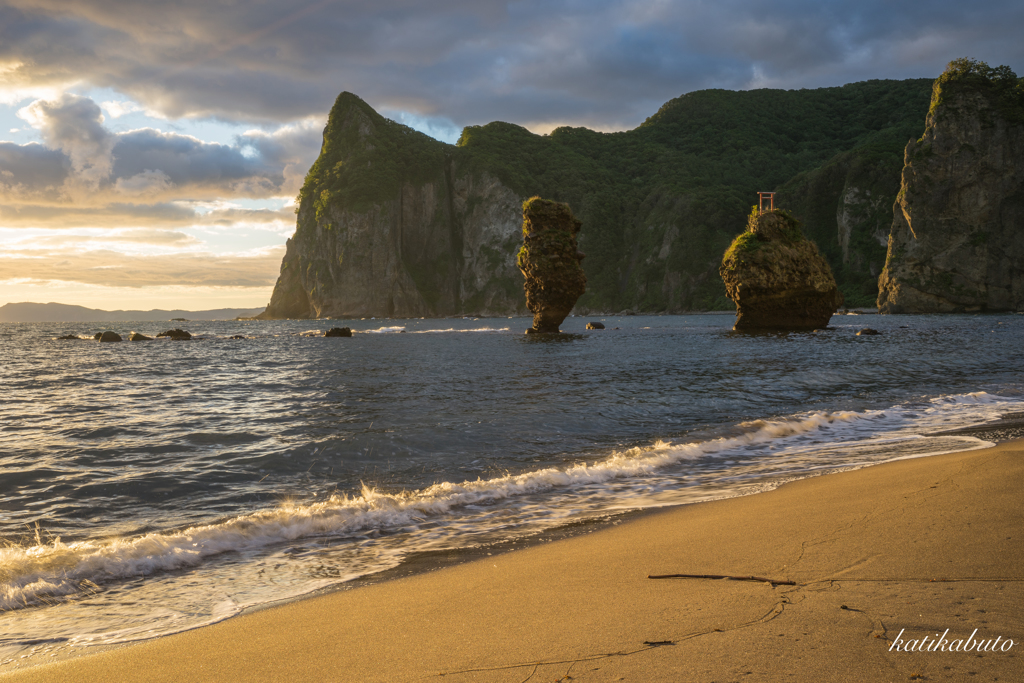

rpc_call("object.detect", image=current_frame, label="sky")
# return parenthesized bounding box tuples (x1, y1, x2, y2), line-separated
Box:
(0, 0, 1022, 311)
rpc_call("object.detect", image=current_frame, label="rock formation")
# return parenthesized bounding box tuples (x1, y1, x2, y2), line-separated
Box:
(877, 59, 1024, 313)
(97, 331, 122, 342)
(158, 329, 192, 340)
(129, 332, 153, 341)
(516, 198, 587, 333)
(258, 82, 933, 319)
(720, 209, 843, 330)
(324, 327, 352, 337)
(258, 93, 524, 320)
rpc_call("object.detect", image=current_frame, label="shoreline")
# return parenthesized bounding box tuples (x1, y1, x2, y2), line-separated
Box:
(4, 438, 1022, 682)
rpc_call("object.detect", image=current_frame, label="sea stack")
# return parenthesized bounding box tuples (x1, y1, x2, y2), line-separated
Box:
(517, 197, 587, 333)
(720, 209, 842, 330)
(877, 59, 1024, 313)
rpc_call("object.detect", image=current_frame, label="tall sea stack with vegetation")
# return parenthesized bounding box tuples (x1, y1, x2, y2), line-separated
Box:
(877, 59, 1024, 313)
(517, 197, 587, 333)
(260, 80, 932, 319)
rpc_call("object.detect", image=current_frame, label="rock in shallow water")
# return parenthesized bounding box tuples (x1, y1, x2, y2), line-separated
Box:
(98, 331, 122, 342)
(129, 332, 153, 341)
(516, 197, 587, 334)
(586, 321, 605, 330)
(324, 327, 352, 337)
(720, 209, 843, 331)
(157, 329, 192, 340)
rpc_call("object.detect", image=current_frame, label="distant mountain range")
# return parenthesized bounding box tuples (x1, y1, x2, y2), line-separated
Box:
(0, 302, 265, 323)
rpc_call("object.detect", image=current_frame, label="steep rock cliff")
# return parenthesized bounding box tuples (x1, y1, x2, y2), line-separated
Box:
(877, 60, 1024, 313)
(260, 93, 525, 319)
(261, 81, 933, 319)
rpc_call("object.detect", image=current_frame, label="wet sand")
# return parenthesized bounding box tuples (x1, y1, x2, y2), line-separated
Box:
(5, 441, 1022, 682)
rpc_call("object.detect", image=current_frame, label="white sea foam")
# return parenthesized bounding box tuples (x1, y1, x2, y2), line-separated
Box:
(363, 326, 406, 334)
(410, 327, 510, 334)
(3, 394, 1008, 613)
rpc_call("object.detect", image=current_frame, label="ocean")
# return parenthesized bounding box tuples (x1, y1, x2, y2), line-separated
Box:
(1, 313, 1022, 668)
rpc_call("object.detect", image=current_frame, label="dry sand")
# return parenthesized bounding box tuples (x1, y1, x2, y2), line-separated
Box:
(5, 441, 1022, 682)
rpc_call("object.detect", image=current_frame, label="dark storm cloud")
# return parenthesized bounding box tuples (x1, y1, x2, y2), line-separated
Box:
(3, 0, 1022, 130)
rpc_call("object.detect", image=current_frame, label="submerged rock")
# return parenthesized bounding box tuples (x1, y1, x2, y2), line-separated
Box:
(56, 334, 79, 340)
(856, 328, 881, 336)
(516, 197, 587, 334)
(324, 327, 353, 337)
(98, 331, 122, 342)
(586, 321, 605, 330)
(129, 332, 153, 341)
(877, 59, 1024, 313)
(720, 209, 843, 330)
(157, 329, 192, 340)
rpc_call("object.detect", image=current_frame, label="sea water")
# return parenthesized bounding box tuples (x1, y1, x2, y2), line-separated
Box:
(1, 313, 1022, 666)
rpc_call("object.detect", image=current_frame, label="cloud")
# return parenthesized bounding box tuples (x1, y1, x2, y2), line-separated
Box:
(114, 169, 173, 196)
(8, 227, 199, 248)
(101, 100, 144, 118)
(18, 93, 114, 186)
(1, 0, 1021, 133)
(0, 141, 68, 198)
(236, 118, 324, 195)
(0, 245, 284, 288)
(0, 93, 322, 225)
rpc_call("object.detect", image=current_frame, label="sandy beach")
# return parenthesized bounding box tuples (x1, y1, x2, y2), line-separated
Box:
(5, 440, 1022, 683)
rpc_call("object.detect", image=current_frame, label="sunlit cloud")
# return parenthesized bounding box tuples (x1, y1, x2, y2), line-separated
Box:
(0, 244, 284, 288)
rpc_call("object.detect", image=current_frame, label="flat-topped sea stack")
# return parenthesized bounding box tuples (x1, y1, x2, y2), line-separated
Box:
(877, 59, 1024, 313)
(720, 209, 842, 330)
(517, 197, 587, 333)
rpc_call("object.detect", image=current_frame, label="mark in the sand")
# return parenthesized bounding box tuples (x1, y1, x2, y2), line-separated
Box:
(648, 572, 797, 586)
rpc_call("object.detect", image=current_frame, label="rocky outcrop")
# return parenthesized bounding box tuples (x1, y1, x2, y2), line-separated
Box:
(258, 93, 524, 320)
(878, 60, 1024, 313)
(324, 327, 352, 337)
(97, 331, 122, 342)
(260, 82, 934, 319)
(517, 198, 587, 333)
(129, 332, 152, 341)
(158, 329, 191, 340)
(720, 210, 843, 330)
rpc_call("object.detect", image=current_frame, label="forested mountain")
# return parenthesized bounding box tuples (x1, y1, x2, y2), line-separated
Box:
(262, 79, 933, 318)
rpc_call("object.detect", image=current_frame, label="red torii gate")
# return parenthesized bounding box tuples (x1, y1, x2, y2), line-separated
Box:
(758, 192, 775, 214)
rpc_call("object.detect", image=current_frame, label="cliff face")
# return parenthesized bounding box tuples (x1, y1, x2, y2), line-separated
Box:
(260, 94, 525, 319)
(878, 62, 1024, 313)
(262, 80, 933, 319)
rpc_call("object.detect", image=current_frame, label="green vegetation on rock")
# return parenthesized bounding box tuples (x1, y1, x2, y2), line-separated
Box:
(876, 59, 1024, 314)
(269, 79, 935, 318)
